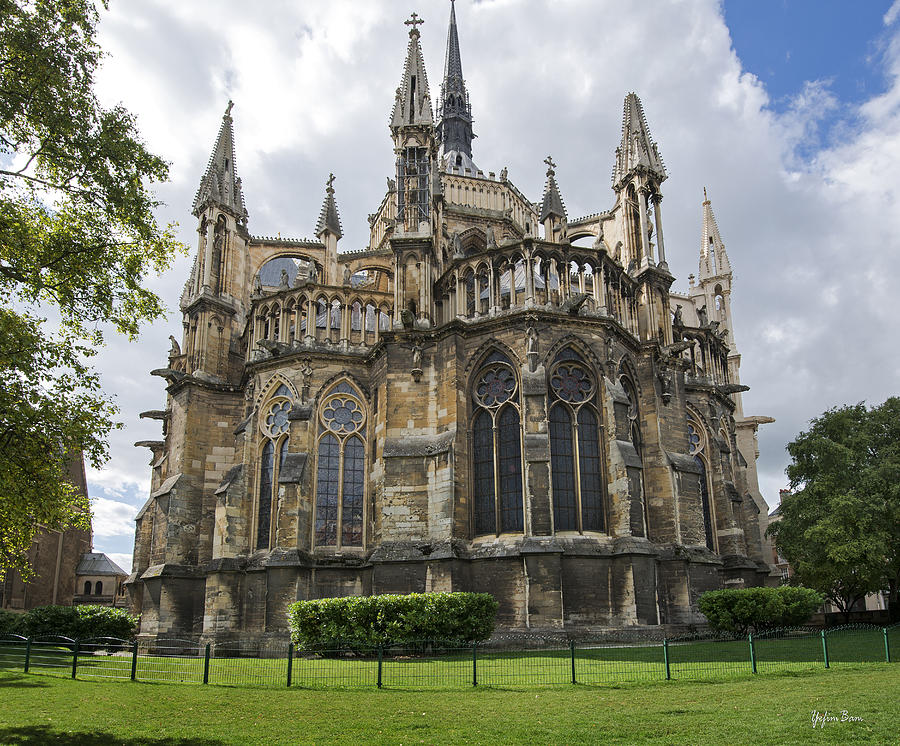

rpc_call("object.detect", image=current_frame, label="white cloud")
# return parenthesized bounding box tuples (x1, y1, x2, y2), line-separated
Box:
(107, 553, 134, 575)
(91, 498, 139, 538)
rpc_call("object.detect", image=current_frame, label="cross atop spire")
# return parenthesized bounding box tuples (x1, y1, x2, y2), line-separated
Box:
(405, 12, 424, 36)
(540, 157, 567, 223)
(391, 13, 434, 130)
(316, 173, 343, 239)
(193, 101, 248, 222)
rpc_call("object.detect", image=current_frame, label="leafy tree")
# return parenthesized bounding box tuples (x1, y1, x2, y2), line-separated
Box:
(698, 587, 823, 636)
(0, 0, 182, 577)
(768, 400, 900, 620)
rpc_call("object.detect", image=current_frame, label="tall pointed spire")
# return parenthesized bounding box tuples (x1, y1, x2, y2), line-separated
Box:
(540, 156, 567, 223)
(390, 13, 434, 131)
(315, 173, 343, 239)
(193, 101, 248, 222)
(699, 188, 732, 279)
(612, 93, 667, 190)
(437, 0, 476, 170)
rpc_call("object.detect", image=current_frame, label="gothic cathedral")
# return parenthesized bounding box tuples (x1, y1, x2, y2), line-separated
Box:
(128, 3, 774, 642)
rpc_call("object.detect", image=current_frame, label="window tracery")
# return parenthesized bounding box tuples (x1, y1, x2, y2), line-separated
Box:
(256, 392, 292, 551)
(314, 382, 366, 548)
(471, 353, 523, 535)
(687, 415, 716, 551)
(548, 350, 606, 533)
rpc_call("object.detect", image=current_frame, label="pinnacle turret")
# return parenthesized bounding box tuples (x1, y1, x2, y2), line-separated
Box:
(699, 188, 732, 279)
(612, 93, 667, 190)
(437, 0, 476, 170)
(539, 156, 567, 223)
(390, 14, 434, 131)
(193, 101, 248, 222)
(315, 173, 343, 239)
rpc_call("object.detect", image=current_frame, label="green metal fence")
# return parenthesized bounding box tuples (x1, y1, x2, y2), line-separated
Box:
(1, 623, 897, 689)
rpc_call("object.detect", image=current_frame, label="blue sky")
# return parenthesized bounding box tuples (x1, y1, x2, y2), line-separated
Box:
(87, 0, 900, 573)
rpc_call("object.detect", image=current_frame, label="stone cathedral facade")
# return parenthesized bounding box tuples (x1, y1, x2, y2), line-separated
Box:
(128, 4, 774, 642)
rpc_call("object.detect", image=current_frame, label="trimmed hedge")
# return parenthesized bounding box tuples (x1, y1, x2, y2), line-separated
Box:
(287, 592, 498, 649)
(0, 609, 25, 637)
(698, 586, 823, 635)
(10, 605, 139, 640)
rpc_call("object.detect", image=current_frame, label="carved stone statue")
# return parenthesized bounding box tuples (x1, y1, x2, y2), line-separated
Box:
(500, 166, 508, 182)
(526, 325, 539, 373)
(308, 263, 318, 283)
(672, 304, 683, 328)
(168, 335, 181, 358)
(300, 358, 313, 402)
(279, 268, 290, 289)
(485, 226, 497, 251)
(605, 337, 615, 366)
(251, 275, 262, 296)
(343, 265, 352, 285)
(452, 232, 464, 259)
(387, 177, 396, 192)
(697, 304, 708, 327)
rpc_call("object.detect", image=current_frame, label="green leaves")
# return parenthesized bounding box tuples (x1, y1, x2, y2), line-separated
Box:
(770, 399, 900, 616)
(287, 593, 499, 650)
(0, 1, 183, 578)
(698, 587, 823, 636)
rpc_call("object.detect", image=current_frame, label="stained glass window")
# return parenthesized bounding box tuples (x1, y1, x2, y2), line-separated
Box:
(550, 405, 577, 531)
(256, 440, 275, 550)
(471, 354, 524, 536)
(548, 352, 607, 534)
(695, 455, 715, 551)
(314, 384, 367, 548)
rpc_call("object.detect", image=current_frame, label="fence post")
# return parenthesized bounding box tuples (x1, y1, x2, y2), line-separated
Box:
(884, 628, 891, 664)
(570, 640, 576, 685)
(472, 642, 478, 687)
(71, 640, 79, 679)
(130, 640, 138, 681)
(748, 634, 756, 674)
(663, 639, 671, 680)
(24, 638, 31, 674)
(376, 645, 383, 689)
(821, 629, 829, 668)
(203, 643, 211, 684)
(286, 643, 293, 687)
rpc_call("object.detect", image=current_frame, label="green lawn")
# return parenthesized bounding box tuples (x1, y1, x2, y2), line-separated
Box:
(0, 626, 895, 688)
(0, 664, 896, 744)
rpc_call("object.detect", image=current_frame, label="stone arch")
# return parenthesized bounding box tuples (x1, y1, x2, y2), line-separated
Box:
(464, 338, 521, 379)
(255, 372, 298, 409)
(312, 371, 371, 407)
(543, 334, 607, 378)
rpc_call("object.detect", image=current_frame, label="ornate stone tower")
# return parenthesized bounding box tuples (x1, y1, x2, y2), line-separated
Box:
(390, 13, 439, 325)
(436, 0, 476, 172)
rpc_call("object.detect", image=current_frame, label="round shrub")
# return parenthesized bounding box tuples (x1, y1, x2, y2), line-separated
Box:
(20, 605, 139, 640)
(698, 586, 823, 635)
(288, 592, 498, 649)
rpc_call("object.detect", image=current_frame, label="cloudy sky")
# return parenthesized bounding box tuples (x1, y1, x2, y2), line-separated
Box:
(86, 0, 900, 573)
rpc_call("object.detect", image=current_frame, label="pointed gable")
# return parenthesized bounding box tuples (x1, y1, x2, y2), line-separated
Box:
(193, 101, 249, 221)
(540, 157, 567, 222)
(390, 14, 434, 131)
(315, 174, 343, 239)
(699, 188, 732, 279)
(612, 93, 667, 189)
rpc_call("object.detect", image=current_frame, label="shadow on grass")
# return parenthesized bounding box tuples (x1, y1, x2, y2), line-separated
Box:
(0, 727, 226, 745)
(0, 674, 49, 688)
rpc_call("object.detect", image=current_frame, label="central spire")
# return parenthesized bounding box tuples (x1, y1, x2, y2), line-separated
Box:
(437, 0, 476, 171)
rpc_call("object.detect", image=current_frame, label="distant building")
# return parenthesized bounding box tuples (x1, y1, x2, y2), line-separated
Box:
(0, 457, 92, 610)
(74, 553, 128, 608)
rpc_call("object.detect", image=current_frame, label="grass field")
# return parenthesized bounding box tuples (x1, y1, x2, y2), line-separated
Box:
(0, 664, 896, 744)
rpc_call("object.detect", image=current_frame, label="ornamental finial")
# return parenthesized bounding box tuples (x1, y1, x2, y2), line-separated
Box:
(405, 12, 424, 36)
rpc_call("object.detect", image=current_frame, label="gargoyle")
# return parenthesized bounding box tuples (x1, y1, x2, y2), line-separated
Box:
(561, 292, 590, 316)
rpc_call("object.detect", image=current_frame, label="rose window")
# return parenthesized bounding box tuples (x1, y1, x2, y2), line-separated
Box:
(264, 400, 291, 436)
(550, 364, 593, 403)
(474, 366, 516, 407)
(322, 396, 364, 434)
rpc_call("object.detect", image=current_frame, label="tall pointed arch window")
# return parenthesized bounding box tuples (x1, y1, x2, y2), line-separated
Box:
(687, 415, 716, 551)
(548, 349, 606, 533)
(256, 386, 293, 551)
(315, 381, 366, 548)
(471, 352, 524, 535)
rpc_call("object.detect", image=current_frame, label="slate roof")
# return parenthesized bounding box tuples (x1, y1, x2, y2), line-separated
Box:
(76, 552, 127, 577)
